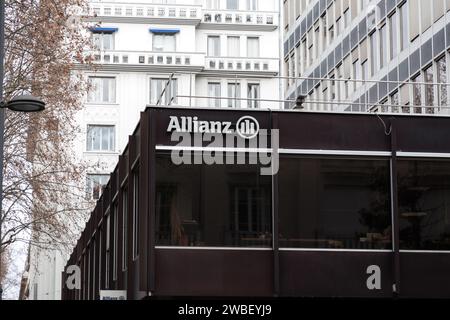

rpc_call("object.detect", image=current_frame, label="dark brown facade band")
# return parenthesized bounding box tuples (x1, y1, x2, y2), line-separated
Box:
(62, 106, 450, 299)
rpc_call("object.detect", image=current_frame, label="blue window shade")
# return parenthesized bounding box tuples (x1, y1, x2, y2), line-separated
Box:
(149, 28, 180, 34)
(90, 27, 118, 33)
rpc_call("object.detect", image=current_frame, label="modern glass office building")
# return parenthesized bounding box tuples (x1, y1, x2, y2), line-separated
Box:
(283, 0, 450, 113)
(63, 106, 450, 299)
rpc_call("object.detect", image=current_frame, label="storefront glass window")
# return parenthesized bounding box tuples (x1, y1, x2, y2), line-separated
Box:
(398, 160, 450, 250)
(155, 153, 272, 247)
(278, 157, 392, 250)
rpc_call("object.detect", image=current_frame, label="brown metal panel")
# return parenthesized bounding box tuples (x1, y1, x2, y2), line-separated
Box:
(396, 116, 450, 153)
(93, 234, 99, 300)
(400, 252, 450, 298)
(277, 112, 392, 151)
(279, 251, 393, 298)
(148, 109, 156, 293)
(89, 244, 94, 300)
(155, 249, 273, 297)
(139, 111, 149, 292)
(127, 135, 137, 299)
(117, 180, 124, 290)
(99, 208, 106, 293)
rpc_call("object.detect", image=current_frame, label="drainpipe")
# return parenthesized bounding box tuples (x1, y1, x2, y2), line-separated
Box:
(278, 0, 283, 110)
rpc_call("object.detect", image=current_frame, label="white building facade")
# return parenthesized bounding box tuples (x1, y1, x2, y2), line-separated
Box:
(283, 0, 450, 113)
(25, 0, 280, 300)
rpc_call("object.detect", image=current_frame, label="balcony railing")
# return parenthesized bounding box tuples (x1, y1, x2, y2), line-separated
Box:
(285, 76, 450, 115)
(202, 9, 277, 26)
(88, 2, 201, 20)
(90, 50, 205, 67)
(205, 57, 278, 73)
(87, 3, 277, 26)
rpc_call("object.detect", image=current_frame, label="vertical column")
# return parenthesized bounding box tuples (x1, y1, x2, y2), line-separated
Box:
(390, 118, 401, 296)
(271, 112, 280, 297)
(148, 109, 157, 294)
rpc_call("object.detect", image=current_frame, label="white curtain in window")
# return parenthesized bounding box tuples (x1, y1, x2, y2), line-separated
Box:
(207, 0, 220, 9)
(246, 0, 258, 10)
(88, 77, 116, 103)
(227, 83, 241, 108)
(208, 36, 220, 56)
(103, 34, 113, 50)
(247, 37, 259, 57)
(208, 83, 221, 107)
(227, 36, 240, 57)
(227, 0, 238, 10)
(150, 78, 178, 105)
(87, 125, 115, 151)
(247, 83, 260, 108)
(87, 174, 110, 199)
(92, 33, 113, 50)
(153, 34, 175, 52)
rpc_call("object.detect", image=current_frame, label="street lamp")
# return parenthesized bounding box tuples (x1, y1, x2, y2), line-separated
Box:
(1, 95, 46, 113)
(0, 0, 46, 301)
(0, 96, 46, 301)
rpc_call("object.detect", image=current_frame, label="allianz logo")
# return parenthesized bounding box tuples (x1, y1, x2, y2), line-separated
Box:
(167, 115, 260, 139)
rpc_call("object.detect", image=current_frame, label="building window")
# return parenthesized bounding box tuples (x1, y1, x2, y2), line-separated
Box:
(155, 153, 272, 247)
(279, 157, 392, 249)
(150, 78, 178, 105)
(86, 125, 115, 152)
(87, 77, 116, 103)
(369, 32, 378, 76)
(247, 37, 260, 57)
(227, 83, 241, 108)
(361, 60, 368, 82)
(399, 3, 409, 52)
(329, 25, 334, 45)
(421, 0, 432, 32)
(289, 53, 295, 86)
(409, 0, 420, 41)
(122, 188, 128, 271)
(412, 74, 423, 113)
(437, 56, 447, 107)
(343, 8, 350, 28)
(389, 12, 398, 61)
(207, 36, 221, 56)
(283, 0, 289, 30)
(93, 32, 114, 50)
(226, 0, 238, 10)
(424, 65, 435, 113)
(208, 82, 221, 107)
(112, 203, 118, 281)
(301, 39, 307, 72)
(398, 160, 450, 250)
(86, 174, 109, 200)
(152, 34, 175, 52)
(379, 24, 387, 69)
(246, 0, 258, 11)
(132, 171, 139, 259)
(336, 16, 342, 35)
(227, 36, 240, 57)
(247, 83, 260, 108)
(206, 0, 220, 9)
(390, 91, 400, 113)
